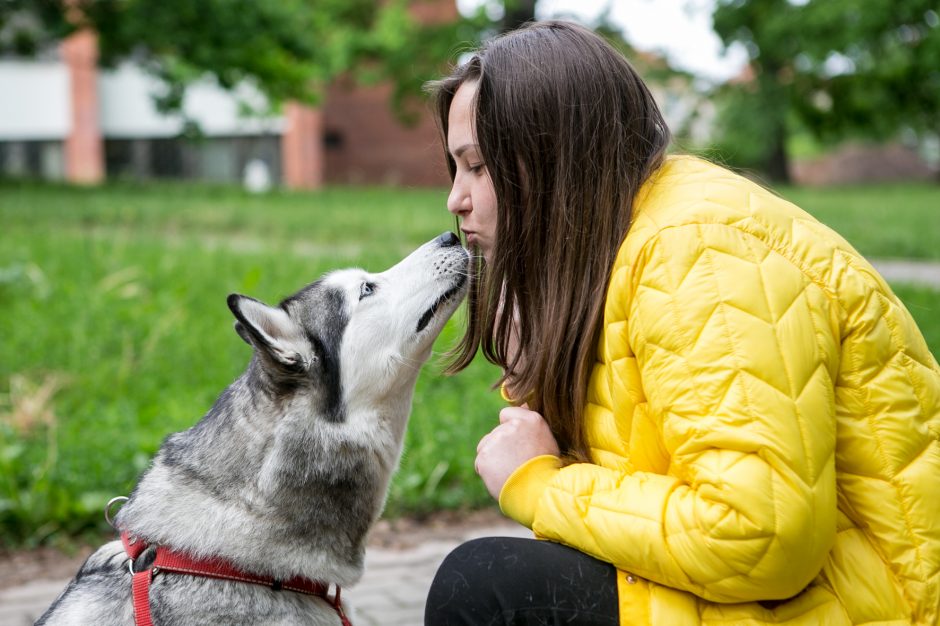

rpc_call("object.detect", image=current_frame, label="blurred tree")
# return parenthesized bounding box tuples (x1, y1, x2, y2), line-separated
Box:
(502, 0, 536, 32)
(712, 0, 940, 182)
(0, 0, 482, 117)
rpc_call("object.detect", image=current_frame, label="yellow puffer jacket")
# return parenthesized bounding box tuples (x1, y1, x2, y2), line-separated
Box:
(499, 155, 940, 625)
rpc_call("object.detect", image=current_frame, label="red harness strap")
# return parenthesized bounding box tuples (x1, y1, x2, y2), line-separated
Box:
(122, 532, 351, 626)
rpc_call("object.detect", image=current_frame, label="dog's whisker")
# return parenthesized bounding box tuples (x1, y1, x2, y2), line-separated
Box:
(389, 353, 425, 373)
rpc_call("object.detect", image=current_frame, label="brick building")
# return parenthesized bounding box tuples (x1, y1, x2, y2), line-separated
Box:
(0, 0, 456, 188)
(0, 1, 722, 189)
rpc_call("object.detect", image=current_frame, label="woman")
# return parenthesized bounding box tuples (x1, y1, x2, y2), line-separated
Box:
(424, 20, 940, 626)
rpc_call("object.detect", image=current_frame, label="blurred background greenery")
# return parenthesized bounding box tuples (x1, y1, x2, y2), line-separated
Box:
(0, 182, 505, 547)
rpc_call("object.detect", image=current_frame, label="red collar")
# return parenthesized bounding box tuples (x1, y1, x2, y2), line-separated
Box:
(121, 531, 351, 626)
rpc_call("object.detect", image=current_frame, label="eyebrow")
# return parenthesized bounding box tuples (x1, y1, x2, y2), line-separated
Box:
(450, 143, 480, 159)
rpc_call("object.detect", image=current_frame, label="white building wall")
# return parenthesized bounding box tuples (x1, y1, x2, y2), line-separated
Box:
(98, 63, 283, 138)
(0, 59, 282, 141)
(0, 60, 71, 140)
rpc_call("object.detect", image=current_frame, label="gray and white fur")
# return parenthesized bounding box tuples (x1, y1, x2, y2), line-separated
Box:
(37, 232, 470, 625)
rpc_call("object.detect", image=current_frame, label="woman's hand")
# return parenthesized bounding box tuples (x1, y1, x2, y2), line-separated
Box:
(475, 405, 561, 500)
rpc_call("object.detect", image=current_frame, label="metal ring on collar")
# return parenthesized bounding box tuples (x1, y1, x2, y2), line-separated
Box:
(105, 495, 129, 529)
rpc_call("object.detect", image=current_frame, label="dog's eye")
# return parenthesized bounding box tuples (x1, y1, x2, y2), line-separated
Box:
(359, 282, 376, 300)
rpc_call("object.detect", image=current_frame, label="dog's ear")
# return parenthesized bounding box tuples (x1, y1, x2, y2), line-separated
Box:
(227, 294, 308, 370)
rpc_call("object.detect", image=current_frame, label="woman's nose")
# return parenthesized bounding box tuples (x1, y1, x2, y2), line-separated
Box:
(447, 179, 470, 216)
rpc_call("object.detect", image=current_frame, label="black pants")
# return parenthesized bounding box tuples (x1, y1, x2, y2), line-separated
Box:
(424, 536, 619, 625)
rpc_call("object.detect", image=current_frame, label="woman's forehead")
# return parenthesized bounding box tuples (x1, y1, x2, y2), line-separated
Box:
(447, 82, 479, 154)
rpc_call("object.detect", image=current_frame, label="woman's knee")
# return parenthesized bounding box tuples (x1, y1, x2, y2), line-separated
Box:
(425, 536, 620, 625)
(430, 537, 510, 596)
(425, 537, 523, 625)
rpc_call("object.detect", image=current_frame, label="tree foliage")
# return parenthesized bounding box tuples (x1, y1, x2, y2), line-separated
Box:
(786, 1, 940, 142)
(0, 0, 480, 115)
(501, 0, 536, 32)
(712, 0, 940, 180)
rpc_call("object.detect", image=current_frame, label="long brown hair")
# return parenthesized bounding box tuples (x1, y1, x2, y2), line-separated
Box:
(429, 21, 670, 461)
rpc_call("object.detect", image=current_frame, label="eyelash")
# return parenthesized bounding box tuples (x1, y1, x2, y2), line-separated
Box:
(468, 163, 484, 174)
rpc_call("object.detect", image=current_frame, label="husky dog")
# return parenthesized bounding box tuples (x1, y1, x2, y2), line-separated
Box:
(37, 232, 470, 625)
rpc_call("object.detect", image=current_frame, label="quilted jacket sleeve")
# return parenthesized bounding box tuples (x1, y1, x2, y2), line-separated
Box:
(499, 222, 840, 603)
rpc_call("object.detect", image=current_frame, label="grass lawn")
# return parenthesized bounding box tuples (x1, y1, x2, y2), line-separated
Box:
(1, 178, 938, 548)
(779, 183, 940, 261)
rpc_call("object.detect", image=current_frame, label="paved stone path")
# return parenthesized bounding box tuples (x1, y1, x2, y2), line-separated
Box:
(0, 521, 531, 626)
(870, 259, 940, 289)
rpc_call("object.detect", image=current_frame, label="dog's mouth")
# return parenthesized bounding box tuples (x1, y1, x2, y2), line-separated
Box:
(415, 276, 467, 334)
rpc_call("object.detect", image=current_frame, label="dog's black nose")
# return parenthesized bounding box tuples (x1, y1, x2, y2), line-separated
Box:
(435, 232, 460, 247)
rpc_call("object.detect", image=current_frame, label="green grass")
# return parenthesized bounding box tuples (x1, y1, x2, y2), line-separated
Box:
(0, 180, 504, 548)
(891, 284, 940, 359)
(1, 178, 938, 548)
(779, 183, 940, 261)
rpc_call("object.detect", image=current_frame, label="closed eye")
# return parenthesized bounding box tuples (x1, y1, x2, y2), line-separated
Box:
(359, 281, 376, 300)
